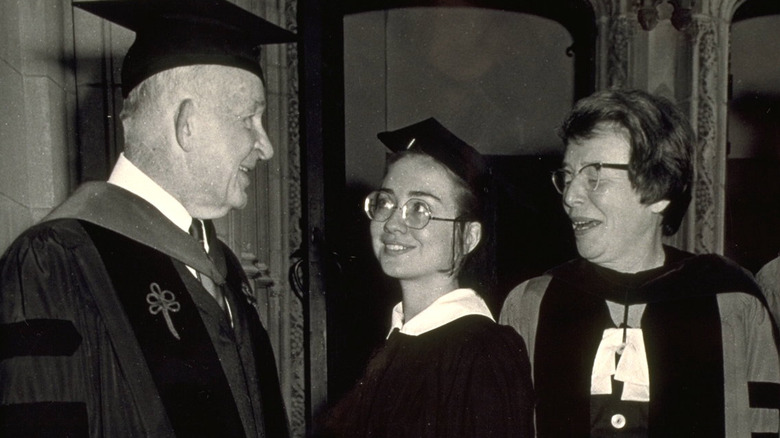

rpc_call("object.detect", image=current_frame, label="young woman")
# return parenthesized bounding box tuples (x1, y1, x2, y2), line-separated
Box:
(322, 118, 534, 437)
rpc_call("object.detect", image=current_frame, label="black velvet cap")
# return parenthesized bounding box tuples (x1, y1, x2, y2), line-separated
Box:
(377, 118, 491, 199)
(73, 0, 296, 97)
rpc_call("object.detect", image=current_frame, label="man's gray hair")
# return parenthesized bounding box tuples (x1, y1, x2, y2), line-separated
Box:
(120, 65, 233, 150)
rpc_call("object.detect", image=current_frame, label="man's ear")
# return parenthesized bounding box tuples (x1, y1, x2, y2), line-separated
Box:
(174, 99, 195, 151)
(649, 199, 670, 214)
(463, 221, 482, 255)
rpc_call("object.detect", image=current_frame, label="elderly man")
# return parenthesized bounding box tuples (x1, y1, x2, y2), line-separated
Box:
(0, 1, 293, 436)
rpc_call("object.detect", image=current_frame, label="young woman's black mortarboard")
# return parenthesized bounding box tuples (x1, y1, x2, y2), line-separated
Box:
(73, 0, 297, 97)
(377, 118, 497, 299)
(376, 117, 490, 198)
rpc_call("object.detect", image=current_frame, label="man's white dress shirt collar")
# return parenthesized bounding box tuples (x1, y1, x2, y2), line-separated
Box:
(108, 154, 221, 294)
(108, 153, 192, 233)
(389, 288, 494, 337)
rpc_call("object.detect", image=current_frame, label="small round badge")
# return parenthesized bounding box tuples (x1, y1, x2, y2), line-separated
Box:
(611, 413, 626, 429)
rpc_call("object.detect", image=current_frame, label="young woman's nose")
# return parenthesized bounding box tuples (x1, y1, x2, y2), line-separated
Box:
(383, 206, 408, 233)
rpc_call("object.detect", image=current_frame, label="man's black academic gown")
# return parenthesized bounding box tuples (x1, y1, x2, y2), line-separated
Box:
(0, 182, 289, 437)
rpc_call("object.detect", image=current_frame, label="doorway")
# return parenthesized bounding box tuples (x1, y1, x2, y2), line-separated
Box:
(726, 5, 780, 273)
(327, 5, 590, 404)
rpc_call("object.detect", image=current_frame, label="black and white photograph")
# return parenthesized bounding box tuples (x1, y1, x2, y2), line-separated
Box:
(1, 0, 780, 436)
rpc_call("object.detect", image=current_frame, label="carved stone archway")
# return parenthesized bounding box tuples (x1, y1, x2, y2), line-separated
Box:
(587, 0, 746, 255)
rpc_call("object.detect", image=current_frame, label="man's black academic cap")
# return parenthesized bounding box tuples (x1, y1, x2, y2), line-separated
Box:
(73, 0, 297, 97)
(377, 118, 491, 200)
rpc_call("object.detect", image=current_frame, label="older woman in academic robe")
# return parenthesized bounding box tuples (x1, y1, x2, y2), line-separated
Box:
(500, 89, 780, 437)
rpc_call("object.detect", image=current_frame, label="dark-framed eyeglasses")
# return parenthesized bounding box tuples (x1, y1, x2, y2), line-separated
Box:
(363, 191, 462, 230)
(551, 162, 630, 194)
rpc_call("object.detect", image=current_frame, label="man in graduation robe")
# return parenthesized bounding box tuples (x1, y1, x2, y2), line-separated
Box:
(0, 1, 294, 436)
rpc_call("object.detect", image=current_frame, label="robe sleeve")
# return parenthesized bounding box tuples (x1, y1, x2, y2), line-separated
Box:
(0, 223, 95, 436)
(0, 222, 153, 437)
(499, 274, 552, 370)
(455, 327, 535, 438)
(756, 256, 780, 331)
(718, 291, 780, 436)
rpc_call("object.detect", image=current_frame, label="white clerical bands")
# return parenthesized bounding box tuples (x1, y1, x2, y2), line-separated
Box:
(591, 328, 650, 402)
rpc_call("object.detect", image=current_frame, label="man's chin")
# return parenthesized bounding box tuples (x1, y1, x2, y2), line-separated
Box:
(231, 199, 248, 211)
(227, 189, 249, 211)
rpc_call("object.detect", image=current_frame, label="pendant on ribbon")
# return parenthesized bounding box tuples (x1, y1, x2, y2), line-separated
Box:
(147, 282, 182, 340)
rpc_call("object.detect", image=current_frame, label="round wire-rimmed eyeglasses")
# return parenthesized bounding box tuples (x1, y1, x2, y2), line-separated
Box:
(551, 162, 630, 194)
(363, 191, 462, 230)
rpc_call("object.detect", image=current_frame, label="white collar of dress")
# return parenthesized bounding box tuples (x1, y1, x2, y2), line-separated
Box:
(388, 288, 494, 338)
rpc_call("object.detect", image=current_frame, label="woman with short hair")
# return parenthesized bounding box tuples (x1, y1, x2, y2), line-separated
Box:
(500, 89, 780, 437)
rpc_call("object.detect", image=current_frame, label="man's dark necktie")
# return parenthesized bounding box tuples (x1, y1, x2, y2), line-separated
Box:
(189, 219, 229, 315)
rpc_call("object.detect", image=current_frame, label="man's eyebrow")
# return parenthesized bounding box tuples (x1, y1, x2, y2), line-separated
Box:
(230, 97, 264, 115)
(244, 100, 264, 113)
